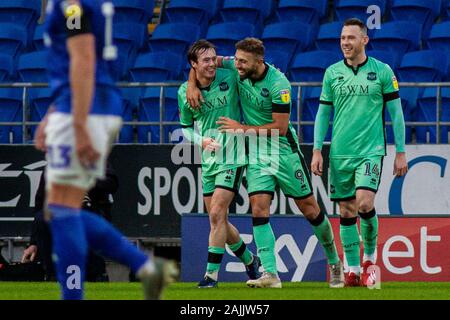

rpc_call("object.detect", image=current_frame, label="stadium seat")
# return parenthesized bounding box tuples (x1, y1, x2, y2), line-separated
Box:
(0, 23, 28, 59)
(113, 23, 145, 77)
(416, 87, 450, 143)
(289, 51, 342, 82)
(390, 0, 441, 38)
(315, 22, 343, 52)
(138, 87, 180, 143)
(426, 22, 450, 53)
(276, 0, 327, 25)
(181, 62, 191, 81)
(28, 88, 52, 137)
(219, 0, 271, 26)
(397, 50, 447, 82)
(370, 21, 422, 57)
(444, 1, 450, 20)
(366, 49, 401, 71)
(32, 24, 45, 51)
(302, 87, 333, 143)
(0, 0, 40, 38)
(0, 88, 23, 143)
(262, 22, 316, 59)
(265, 50, 292, 74)
(165, 0, 215, 27)
(206, 22, 260, 56)
(18, 51, 48, 82)
(130, 52, 183, 82)
(113, 0, 154, 24)
(0, 54, 13, 82)
(335, 0, 387, 23)
(149, 23, 202, 55)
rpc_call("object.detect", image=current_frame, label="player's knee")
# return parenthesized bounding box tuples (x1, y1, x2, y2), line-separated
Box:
(295, 196, 320, 218)
(209, 206, 228, 227)
(358, 200, 374, 213)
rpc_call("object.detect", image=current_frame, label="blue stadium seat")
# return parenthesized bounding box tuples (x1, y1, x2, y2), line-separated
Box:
(0, 88, 23, 143)
(370, 21, 422, 57)
(390, 0, 441, 38)
(181, 62, 191, 81)
(18, 51, 48, 82)
(130, 52, 183, 82)
(289, 51, 342, 82)
(113, 0, 154, 24)
(335, 0, 387, 22)
(206, 22, 260, 56)
(138, 87, 181, 143)
(276, 0, 327, 25)
(118, 87, 143, 143)
(32, 24, 45, 51)
(220, 0, 271, 26)
(397, 50, 447, 82)
(165, 0, 215, 27)
(366, 49, 401, 71)
(113, 23, 145, 78)
(0, 0, 40, 38)
(302, 87, 333, 143)
(0, 54, 13, 82)
(262, 22, 316, 58)
(444, 0, 450, 20)
(0, 23, 27, 59)
(315, 22, 343, 52)
(426, 22, 450, 53)
(28, 88, 52, 137)
(149, 23, 202, 55)
(416, 87, 450, 143)
(265, 50, 292, 74)
(290, 86, 299, 123)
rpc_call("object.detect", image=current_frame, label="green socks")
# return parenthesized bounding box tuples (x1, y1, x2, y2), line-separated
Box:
(206, 246, 225, 278)
(308, 212, 340, 265)
(359, 209, 378, 259)
(253, 218, 277, 274)
(340, 217, 360, 269)
(228, 238, 253, 265)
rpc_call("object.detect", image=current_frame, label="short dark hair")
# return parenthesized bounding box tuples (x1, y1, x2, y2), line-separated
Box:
(187, 39, 216, 65)
(235, 37, 265, 57)
(343, 18, 368, 35)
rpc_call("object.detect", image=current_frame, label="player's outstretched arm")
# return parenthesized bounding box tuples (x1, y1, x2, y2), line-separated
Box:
(386, 99, 408, 177)
(68, 33, 99, 167)
(311, 103, 332, 176)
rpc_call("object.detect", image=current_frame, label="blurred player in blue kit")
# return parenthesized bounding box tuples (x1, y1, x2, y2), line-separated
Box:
(34, 0, 177, 300)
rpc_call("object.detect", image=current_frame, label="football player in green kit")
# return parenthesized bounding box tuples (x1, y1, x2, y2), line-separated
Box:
(187, 38, 344, 289)
(311, 18, 408, 286)
(178, 40, 261, 288)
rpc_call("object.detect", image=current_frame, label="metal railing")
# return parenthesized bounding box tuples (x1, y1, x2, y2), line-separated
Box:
(0, 81, 449, 144)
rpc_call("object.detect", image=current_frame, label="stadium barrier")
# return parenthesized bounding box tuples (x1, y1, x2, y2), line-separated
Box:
(0, 81, 450, 143)
(182, 214, 450, 282)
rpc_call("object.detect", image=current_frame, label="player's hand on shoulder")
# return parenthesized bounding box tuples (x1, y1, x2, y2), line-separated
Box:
(393, 152, 408, 177)
(311, 149, 323, 176)
(74, 123, 100, 168)
(186, 83, 204, 109)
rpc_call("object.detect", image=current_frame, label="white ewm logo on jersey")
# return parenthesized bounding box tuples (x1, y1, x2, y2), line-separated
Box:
(225, 234, 319, 282)
(0, 161, 47, 207)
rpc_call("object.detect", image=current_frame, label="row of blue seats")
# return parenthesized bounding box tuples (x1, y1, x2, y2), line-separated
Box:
(2, 17, 450, 83)
(163, 0, 450, 35)
(1, 86, 449, 144)
(3, 46, 448, 85)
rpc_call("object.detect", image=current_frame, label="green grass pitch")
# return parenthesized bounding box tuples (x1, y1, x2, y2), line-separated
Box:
(0, 282, 449, 300)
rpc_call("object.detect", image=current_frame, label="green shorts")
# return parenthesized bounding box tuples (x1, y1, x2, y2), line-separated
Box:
(246, 152, 313, 199)
(202, 166, 245, 196)
(329, 156, 384, 201)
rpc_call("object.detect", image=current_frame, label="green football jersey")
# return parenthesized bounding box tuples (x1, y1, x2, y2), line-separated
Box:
(222, 57, 300, 156)
(320, 56, 400, 158)
(178, 68, 244, 176)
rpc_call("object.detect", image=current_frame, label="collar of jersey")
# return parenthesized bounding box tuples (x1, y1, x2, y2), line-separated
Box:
(248, 63, 270, 85)
(197, 79, 213, 92)
(344, 56, 369, 75)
